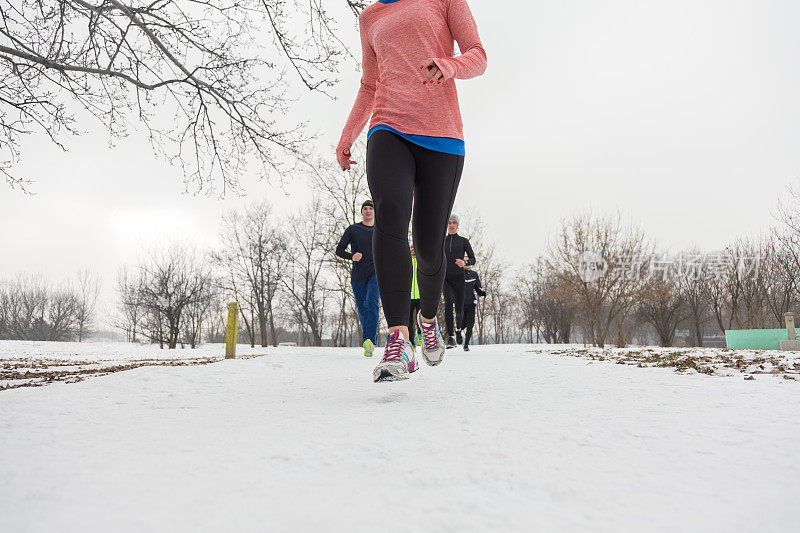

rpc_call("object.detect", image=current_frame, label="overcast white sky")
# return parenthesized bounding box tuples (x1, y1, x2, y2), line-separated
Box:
(2, 0, 800, 319)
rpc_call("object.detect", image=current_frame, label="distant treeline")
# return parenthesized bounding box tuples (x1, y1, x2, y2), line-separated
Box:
(5, 156, 799, 350)
(111, 172, 800, 350)
(0, 271, 99, 342)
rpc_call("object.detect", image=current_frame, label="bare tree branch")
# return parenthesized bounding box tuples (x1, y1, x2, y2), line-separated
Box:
(1, 0, 356, 193)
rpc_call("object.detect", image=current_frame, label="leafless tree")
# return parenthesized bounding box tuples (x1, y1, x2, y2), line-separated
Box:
(283, 198, 328, 346)
(181, 280, 217, 348)
(203, 293, 228, 343)
(0, 273, 80, 340)
(132, 244, 214, 348)
(547, 211, 651, 348)
(537, 271, 576, 344)
(1, 0, 351, 192)
(47, 286, 81, 340)
(473, 241, 502, 345)
(114, 266, 144, 342)
(488, 286, 514, 344)
(0, 274, 43, 339)
(773, 182, 800, 314)
(761, 235, 797, 325)
(215, 259, 257, 346)
(239, 284, 259, 347)
(675, 247, 711, 346)
(215, 201, 286, 347)
(514, 263, 540, 343)
(702, 247, 743, 333)
(607, 268, 645, 348)
(730, 237, 769, 328)
(0, 279, 8, 336)
(638, 273, 687, 347)
(477, 245, 515, 344)
(308, 142, 368, 346)
(75, 269, 100, 341)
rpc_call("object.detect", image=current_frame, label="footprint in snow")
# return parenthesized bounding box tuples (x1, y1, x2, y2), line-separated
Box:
(374, 392, 409, 404)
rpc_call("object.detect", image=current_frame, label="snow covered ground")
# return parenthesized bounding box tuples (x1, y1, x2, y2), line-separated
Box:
(0, 339, 271, 362)
(0, 340, 270, 389)
(2, 342, 799, 532)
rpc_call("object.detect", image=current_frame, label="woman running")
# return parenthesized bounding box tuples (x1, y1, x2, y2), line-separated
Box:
(336, 0, 487, 382)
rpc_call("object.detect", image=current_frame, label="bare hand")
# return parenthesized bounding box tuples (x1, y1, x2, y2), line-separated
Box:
(455, 258, 465, 268)
(421, 59, 444, 84)
(337, 146, 357, 171)
(353, 252, 363, 262)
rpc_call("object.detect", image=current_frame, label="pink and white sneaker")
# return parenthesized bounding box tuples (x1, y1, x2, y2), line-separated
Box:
(417, 311, 445, 366)
(373, 329, 418, 382)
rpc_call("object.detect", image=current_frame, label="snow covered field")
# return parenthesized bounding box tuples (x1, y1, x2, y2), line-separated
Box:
(2, 342, 799, 532)
(0, 339, 271, 364)
(0, 340, 271, 390)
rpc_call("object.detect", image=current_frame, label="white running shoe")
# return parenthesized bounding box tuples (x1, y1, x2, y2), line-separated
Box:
(373, 329, 419, 382)
(417, 311, 445, 366)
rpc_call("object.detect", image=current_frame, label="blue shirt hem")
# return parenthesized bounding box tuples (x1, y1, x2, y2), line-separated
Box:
(367, 125, 465, 156)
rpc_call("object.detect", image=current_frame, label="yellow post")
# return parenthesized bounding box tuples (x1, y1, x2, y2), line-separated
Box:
(225, 302, 239, 359)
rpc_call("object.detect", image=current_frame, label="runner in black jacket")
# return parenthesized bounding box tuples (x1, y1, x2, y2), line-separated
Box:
(462, 262, 486, 351)
(442, 214, 476, 347)
(336, 200, 379, 356)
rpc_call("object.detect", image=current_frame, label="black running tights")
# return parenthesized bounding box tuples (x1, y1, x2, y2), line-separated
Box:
(463, 303, 476, 345)
(366, 130, 464, 328)
(443, 275, 466, 336)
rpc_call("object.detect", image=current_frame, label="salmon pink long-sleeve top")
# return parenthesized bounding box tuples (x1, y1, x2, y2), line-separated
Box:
(337, 0, 487, 159)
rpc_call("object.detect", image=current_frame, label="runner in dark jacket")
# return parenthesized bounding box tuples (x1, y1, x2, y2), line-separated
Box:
(336, 200, 379, 356)
(462, 262, 486, 351)
(442, 214, 476, 347)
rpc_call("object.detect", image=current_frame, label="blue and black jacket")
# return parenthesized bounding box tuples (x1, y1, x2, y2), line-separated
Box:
(336, 222, 375, 282)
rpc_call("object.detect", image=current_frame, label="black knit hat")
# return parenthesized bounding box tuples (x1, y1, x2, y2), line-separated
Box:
(361, 200, 374, 210)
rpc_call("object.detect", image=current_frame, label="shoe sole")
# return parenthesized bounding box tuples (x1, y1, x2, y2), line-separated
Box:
(373, 363, 411, 382)
(373, 358, 420, 382)
(420, 350, 443, 366)
(374, 368, 407, 382)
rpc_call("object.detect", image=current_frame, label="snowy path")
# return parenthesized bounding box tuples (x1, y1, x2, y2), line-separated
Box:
(2, 345, 798, 532)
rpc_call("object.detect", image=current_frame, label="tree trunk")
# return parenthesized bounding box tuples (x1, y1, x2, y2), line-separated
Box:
(692, 315, 704, 347)
(269, 309, 277, 347)
(259, 306, 268, 348)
